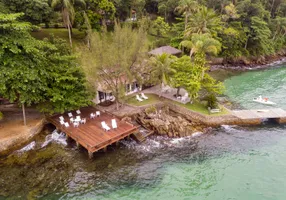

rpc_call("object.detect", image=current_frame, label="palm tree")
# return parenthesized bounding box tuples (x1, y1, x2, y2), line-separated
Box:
(149, 53, 177, 90)
(175, 0, 198, 31)
(184, 6, 222, 37)
(51, 0, 86, 47)
(180, 33, 222, 59)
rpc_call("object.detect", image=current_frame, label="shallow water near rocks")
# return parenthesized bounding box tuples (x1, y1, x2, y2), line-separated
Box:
(1, 64, 286, 200)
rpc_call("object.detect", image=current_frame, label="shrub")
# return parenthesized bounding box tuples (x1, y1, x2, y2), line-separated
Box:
(205, 94, 218, 109)
(145, 105, 157, 114)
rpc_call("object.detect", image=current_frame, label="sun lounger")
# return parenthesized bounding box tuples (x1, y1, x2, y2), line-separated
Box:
(111, 119, 117, 129)
(68, 112, 73, 118)
(59, 116, 64, 121)
(64, 122, 70, 128)
(101, 121, 110, 131)
(141, 93, 148, 100)
(76, 110, 81, 115)
(136, 94, 143, 102)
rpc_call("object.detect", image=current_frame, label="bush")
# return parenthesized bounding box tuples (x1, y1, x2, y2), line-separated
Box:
(145, 105, 157, 114)
(205, 94, 218, 109)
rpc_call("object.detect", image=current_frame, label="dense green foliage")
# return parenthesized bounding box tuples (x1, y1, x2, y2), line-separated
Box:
(0, 13, 91, 114)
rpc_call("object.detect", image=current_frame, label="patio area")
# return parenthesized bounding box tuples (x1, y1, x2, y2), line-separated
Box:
(143, 85, 191, 104)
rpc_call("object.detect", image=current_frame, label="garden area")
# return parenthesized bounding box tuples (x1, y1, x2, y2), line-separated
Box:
(125, 93, 161, 107)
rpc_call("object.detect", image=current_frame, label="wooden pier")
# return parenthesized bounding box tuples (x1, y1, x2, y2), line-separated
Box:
(232, 108, 286, 123)
(47, 107, 138, 158)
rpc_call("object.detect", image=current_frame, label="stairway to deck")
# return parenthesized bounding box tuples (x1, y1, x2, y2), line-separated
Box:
(132, 129, 154, 143)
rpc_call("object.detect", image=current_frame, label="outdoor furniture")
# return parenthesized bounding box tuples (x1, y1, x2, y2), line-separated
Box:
(60, 120, 65, 126)
(110, 96, 115, 102)
(141, 93, 148, 100)
(64, 122, 70, 128)
(101, 121, 110, 131)
(111, 119, 117, 129)
(59, 116, 64, 121)
(136, 94, 143, 102)
(68, 112, 73, 118)
(70, 118, 74, 123)
(73, 122, 79, 128)
(80, 118, 86, 124)
(90, 113, 95, 119)
(96, 111, 100, 117)
(208, 107, 221, 114)
(181, 93, 189, 102)
(75, 116, 81, 123)
(76, 109, 81, 115)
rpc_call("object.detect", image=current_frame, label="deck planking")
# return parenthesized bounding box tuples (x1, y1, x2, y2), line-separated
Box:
(47, 107, 138, 155)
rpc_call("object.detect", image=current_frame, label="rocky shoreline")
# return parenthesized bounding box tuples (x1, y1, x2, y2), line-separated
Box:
(210, 54, 286, 71)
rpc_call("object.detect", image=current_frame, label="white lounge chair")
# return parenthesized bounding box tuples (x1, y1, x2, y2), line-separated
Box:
(68, 112, 73, 118)
(136, 94, 143, 102)
(59, 116, 64, 121)
(73, 122, 79, 128)
(181, 93, 189, 102)
(141, 93, 148, 100)
(60, 120, 65, 126)
(111, 119, 117, 129)
(76, 109, 81, 115)
(96, 111, 100, 117)
(90, 113, 95, 119)
(80, 118, 86, 124)
(101, 121, 110, 131)
(64, 122, 70, 128)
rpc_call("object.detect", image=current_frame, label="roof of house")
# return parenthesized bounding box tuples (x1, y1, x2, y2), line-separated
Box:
(148, 46, 182, 56)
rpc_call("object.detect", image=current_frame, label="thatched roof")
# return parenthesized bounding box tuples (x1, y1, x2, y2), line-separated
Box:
(148, 46, 182, 56)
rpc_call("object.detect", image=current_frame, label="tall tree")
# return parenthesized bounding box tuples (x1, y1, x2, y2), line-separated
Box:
(180, 33, 222, 59)
(175, 0, 198, 31)
(80, 22, 148, 110)
(51, 0, 86, 47)
(0, 13, 91, 124)
(149, 53, 177, 89)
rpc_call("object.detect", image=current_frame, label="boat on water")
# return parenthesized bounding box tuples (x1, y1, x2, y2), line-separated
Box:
(253, 96, 276, 105)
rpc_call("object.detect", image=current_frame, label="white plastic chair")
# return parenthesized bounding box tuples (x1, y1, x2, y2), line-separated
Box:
(59, 116, 64, 121)
(136, 94, 143, 102)
(76, 116, 81, 122)
(141, 93, 148, 100)
(73, 122, 79, 127)
(60, 120, 65, 126)
(76, 110, 81, 115)
(68, 112, 73, 118)
(96, 111, 100, 117)
(90, 113, 95, 119)
(80, 118, 86, 124)
(64, 122, 70, 128)
(70, 118, 74, 123)
(111, 119, 117, 129)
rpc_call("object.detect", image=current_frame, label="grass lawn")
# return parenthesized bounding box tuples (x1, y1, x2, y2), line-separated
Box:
(174, 101, 230, 116)
(31, 28, 85, 46)
(126, 93, 161, 106)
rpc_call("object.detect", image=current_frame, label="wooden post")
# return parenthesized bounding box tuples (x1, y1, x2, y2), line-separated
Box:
(103, 146, 107, 152)
(115, 141, 119, 147)
(88, 151, 93, 159)
(22, 103, 26, 126)
(76, 141, 80, 149)
(127, 135, 130, 140)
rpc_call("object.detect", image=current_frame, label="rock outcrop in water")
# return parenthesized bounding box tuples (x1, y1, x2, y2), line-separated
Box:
(136, 106, 205, 137)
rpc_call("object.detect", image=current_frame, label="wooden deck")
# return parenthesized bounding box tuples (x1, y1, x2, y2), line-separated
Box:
(47, 107, 138, 158)
(232, 108, 286, 119)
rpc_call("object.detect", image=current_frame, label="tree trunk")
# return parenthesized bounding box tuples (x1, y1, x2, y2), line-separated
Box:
(176, 87, 181, 97)
(67, 15, 73, 47)
(22, 103, 26, 126)
(184, 14, 188, 31)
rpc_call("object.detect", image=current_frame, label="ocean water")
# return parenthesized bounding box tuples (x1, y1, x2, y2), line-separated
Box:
(1, 65, 286, 200)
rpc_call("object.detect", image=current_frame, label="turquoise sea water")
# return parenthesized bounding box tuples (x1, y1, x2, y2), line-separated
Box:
(1, 64, 286, 200)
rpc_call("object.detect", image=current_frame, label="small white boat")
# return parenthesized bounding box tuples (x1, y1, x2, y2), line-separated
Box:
(253, 96, 276, 105)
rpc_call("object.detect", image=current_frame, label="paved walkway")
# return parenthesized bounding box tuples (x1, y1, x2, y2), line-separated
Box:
(143, 85, 191, 104)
